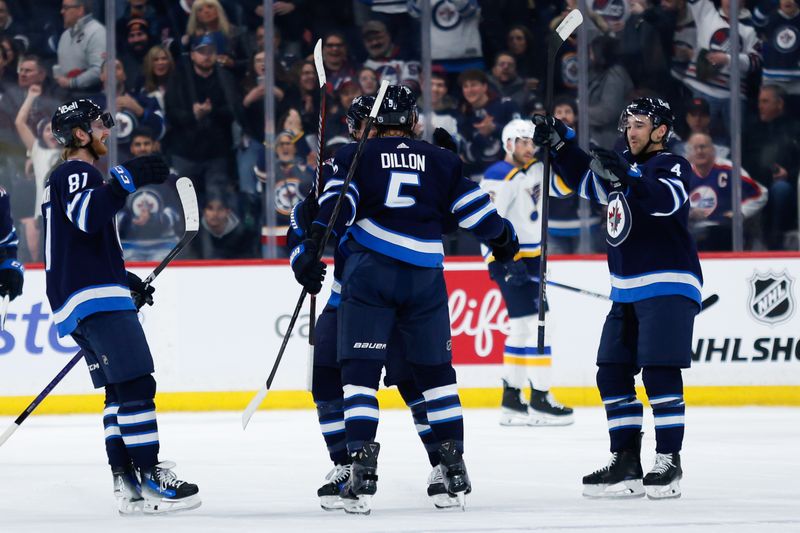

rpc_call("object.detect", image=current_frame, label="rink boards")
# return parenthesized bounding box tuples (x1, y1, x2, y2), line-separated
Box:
(1, 254, 799, 414)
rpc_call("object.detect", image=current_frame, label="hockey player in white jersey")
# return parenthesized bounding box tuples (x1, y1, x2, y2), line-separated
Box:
(479, 119, 574, 426)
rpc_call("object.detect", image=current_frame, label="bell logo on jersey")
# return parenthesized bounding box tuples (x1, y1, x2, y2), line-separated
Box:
(605, 192, 632, 247)
(748, 271, 796, 326)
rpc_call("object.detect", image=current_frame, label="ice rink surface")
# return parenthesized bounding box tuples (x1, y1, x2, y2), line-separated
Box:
(1, 407, 799, 533)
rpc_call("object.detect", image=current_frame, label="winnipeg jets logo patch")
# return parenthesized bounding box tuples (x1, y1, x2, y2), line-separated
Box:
(606, 191, 632, 247)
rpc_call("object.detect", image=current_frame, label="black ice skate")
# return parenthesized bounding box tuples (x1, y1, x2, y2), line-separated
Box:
(427, 464, 460, 509)
(317, 463, 351, 511)
(140, 460, 201, 514)
(582, 432, 644, 499)
(112, 463, 143, 515)
(644, 452, 682, 500)
(341, 441, 379, 515)
(500, 379, 529, 426)
(528, 386, 574, 426)
(437, 440, 471, 510)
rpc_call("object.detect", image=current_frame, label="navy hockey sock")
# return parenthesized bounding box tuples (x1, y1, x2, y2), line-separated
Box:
(115, 375, 159, 469)
(643, 366, 685, 454)
(397, 380, 439, 467)
(341, 360, 383, 455)
(597, 364, 643, 452)
(102, 386, 130, 468)
(412, 363, 464, 454)
(312, 365, 349, 465)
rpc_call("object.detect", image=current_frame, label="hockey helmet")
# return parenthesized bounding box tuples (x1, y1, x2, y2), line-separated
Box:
(618, 97, 675, 138)
(501, 118, 535, 154)
(346, 94, 376, 138)
(51, 99, 115, 147)
(376, 85, 418, 128)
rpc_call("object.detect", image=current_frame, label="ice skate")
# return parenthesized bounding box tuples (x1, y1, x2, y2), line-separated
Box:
(644, 452, 682, 500)
(500, 380, 530, 426)
(427, 464, 460, 509)
(582, 432, 644, 499)
(112, 464, 143, 515)
(341, 442, 379, 515)
(437, 440, 471, 510)
(528, 387, 574, 426)
(140, 461, 201, 514)
(317, 463, 351, 511)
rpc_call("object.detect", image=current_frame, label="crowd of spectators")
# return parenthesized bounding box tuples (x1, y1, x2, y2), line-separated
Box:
(0, 0, 797, 262)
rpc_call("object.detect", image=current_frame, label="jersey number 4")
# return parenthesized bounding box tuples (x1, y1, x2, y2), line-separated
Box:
(385, 171, 420, 208)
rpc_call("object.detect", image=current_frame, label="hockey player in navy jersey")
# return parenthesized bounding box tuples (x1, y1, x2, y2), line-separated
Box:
(44, 99, 200, 514)
(479, 119, 574, 427)
(291, 85, 523, 513)
(289, 95, 460, 511)
(533, 97, 702, 500)
(0, 187, 24, 303)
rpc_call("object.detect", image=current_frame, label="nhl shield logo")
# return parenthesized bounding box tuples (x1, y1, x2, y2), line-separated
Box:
(748, 271, 795, 325)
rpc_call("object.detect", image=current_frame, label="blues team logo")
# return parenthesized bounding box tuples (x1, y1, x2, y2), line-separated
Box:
(748, 271, 795, 325)
(605, 191, 631, 247)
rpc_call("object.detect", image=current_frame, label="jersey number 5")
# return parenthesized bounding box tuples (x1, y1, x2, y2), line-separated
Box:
(68, 172, 89, 193)
(385, 171, 420, 208)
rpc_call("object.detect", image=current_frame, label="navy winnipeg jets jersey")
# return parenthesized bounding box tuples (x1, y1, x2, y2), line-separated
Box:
(552, 143, 703, 304)
(42, 160, 135, 336)
(313, 136, 505, 268)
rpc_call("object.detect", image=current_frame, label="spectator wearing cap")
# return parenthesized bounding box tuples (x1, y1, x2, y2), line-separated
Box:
(164, 32, 242, 196)
(186, 190, 259, 259)
(54, 0, 106, 96)
(119, 18, 153, 94)
(675, 97, 730, 159)
(321, 31, 356, 95)
(115, 0, 161, 44)
(359, 0, 421, 58)
(488, 51, 534, 111)
(457, 68, 521, 177)
(183, 0, 247, 74)
(361, 20, 421, 90)
(408, 0, 484, 74)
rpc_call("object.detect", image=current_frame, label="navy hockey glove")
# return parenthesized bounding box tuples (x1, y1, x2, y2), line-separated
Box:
(433, 127, 458, 153)
(590, 148, 641, 186)
(532, 115, 575, 152)
(126, 271, 155, 310)
(0, 259, 23, 300)
(487, 220, 520, 264)
(109, 155, 170, 197)
(502, 259, 529, 287)
(290, 238, 327, 295)
(287, 197, 319, 249)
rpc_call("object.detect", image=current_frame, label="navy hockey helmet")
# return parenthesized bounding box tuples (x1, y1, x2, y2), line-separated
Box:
(376, 85, 418, 128)
(618, 97, 675, 138)
(346, 94, 376, 138)
(51, 99, 115, 147)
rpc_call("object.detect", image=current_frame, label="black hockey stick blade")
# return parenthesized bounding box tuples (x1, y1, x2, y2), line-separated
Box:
(700, 294, 719, 312)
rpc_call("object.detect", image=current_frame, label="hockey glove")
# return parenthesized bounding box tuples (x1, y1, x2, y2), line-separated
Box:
(502, 259, 530, 287)
(0, 259, 24, 300)
(287, 197, 319, 249)
(589, 148, 641, 186)
(126, 271, 155, 310)
(290, 238, 327, 295)
(532, 115, 575, 152)
(487, 220, 520, 264)
(109, 155, 170, 197)
(433, 127, 458, 153)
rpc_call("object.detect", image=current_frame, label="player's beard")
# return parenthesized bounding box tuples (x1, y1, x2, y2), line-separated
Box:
(90, 136, 108, 157)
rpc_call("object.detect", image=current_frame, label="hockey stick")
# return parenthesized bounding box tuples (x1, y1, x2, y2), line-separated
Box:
(0, 178, 199, 448)
(529, 275, 720, 311)
(242, 80, 390, 430)
(537, 9, 583, 353)
(0, 294, 8, 331)
(306, 38, 328, 392)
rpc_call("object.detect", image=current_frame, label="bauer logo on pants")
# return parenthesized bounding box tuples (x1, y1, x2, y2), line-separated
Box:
(748, 271, 795, 325)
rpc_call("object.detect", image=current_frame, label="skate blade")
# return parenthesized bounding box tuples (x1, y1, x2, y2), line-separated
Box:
(645, 481, 681, 500)
(343, 495, 372, 515)
(143, 494, 202, 514)
(527, 412, 575, 426)
(430, 492, 461, 509)
(583, 480, 644, 499)
(500, 409, 530, 426)
(456, 492, 466, 511)
(117, 497, 144, 515)
(320, 495, 346, 511)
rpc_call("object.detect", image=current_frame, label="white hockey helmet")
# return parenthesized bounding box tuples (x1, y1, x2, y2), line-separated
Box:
(502, 118, 535, 154)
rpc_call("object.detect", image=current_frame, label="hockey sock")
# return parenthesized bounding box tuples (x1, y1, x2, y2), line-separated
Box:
(596, 363, 642, 452)
(312, 365, 349, 465)
(642, 366, 685, 454)
(102, 386, 130, 468)
(412, 363, 464, 454)
(115, 374, 159, 469)
(340, 359, 383, 455)
(397, 380, 439, 467)
(503, 316, 552, 390)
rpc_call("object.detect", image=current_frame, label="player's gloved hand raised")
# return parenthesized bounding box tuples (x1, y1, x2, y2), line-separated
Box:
(590, 148, 641, 186)
(0, 259, 24, 300)
(290, 237, 327, 295)
(503, 259, 529, 287)
(287, 197, 319, 249)
(433, 127, 458, 153)
(532, 114, 574, 151)
(126, 271, 155, 310)
(109, 155, 170, 197)
(487, 220, 520, 264)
